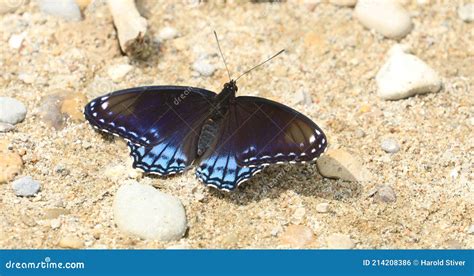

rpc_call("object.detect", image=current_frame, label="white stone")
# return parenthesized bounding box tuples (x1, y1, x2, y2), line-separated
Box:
(376, 45, 441, 100)
(380, 138, 400, 153)
(157, 27, 179, 41)
(113, 182, 187, 241)
(326, 233, 355, 249)
(316, 202, 329, 213)
(467, 225, 474, 234)
(107, 64, 133, 83)
(0, 97, 27, 125)
(8, 32, 26, 49)
(0, 0, 23, 15)
(458, 3, 474, 22)
(192, 59, 215, 77)
(355, 0, 413, 39)
(37, 0, 82, 21)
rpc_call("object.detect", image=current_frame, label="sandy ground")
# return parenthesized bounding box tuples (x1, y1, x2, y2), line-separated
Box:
(0, 0, 473, 249)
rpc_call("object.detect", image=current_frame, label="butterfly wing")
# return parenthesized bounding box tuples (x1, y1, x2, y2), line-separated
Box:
(195, 109, 266, 191)
(231, 96, 327, 167)
(84, 86, 216, 175)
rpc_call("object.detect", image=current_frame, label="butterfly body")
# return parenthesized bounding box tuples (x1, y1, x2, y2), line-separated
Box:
(84, 80, 327, 191)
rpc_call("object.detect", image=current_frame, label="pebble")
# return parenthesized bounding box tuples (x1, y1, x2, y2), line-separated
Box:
(0, 97, 27, 125)
(157, 27, 179, 41)
(113, 181, 187, 241)
(376, 45, 441, 100)
(0, 122, 14, 133)
(58, 235, 84, 249)
(316, 202, 329, 213)
(0, 140, 23, 183)
(37, 94, 65, 129)
(380, 138, 400, 153)
(12, 176, 41, 197)
(43, 208, 71, 219)
(326, 233, 355, 249)
(458, 3, 474, 22)
(37, 0, 82, 21)
(373, 185, 397, 203)
(329, 0, 357, 7)
(279, 225, 315, 248)
(192, 59, 215, 77)
(355, 0, 413, 39)
(107, 64, 133, 83)
(50, 219, 61, 229)
(8, 32, 26, 49)
(60, 93, 87, 122)
(467, 225, 474, 234)
(316, 149, 373, 182)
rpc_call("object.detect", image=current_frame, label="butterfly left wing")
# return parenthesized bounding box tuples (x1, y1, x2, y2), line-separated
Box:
(84, 86, 216, 175)
(230, 96, 327, 167)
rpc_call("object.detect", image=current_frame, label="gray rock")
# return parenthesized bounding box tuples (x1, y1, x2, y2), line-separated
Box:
(0, 97, 27, 125)
(373, 185, 397, 203)
(458, 3, 474, 22)
(381, 138, 400, 153)
(37, 0, 82, 21)
(192, 59, 215, 77)
(113, 181, 187, 241)
(12, 176, 41, 197)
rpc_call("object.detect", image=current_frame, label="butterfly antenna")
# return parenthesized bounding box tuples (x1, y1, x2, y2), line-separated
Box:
(214, 31, 232, 81)
(235, 49, 285, 82)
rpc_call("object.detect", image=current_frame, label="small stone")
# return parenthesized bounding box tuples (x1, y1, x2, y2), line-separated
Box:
(12, 176, 40, 196)
(445, 239, 463, 249)
(376, 45, 442, 100)
(157, 27, 179, 41)
(467, 225, 474, 234)
(37, 0, 82, 21)
(43, 208, 70, 219)
(458, 3, 474, 22)
(113, 181, 187, 241)
(0, 97, 27, 125)
(37, 94, 65, 129)
(107, 64, 133, 83)
(58, 236, 84, 249)
(355, 0, 413, 39)
(317, 149, 373, 182)
(316, 202, 329, 213)
(373, 185, 397, 203)
(0, 122, 14, 133)
(18, 73, 36, 84)
(60, 93, 87, 122)
(380, 138, 400, 153)
(8, 32, 26, 49)
(50, 219, 61, 229)
(329, 0, 357, 7)
(292, 207, 306, 223)
(0, 140, 23, 183)
(280, 225, 315, 248)
(326, 233, 355, 249)
(192, 59, 215, 77)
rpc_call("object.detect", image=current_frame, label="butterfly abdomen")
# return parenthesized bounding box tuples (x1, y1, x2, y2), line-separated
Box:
(197, 119, 219, 156)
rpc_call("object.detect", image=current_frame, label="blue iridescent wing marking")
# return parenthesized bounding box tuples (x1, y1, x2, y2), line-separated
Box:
(195, 102, 267, 191)
(84, 86, 216, 175)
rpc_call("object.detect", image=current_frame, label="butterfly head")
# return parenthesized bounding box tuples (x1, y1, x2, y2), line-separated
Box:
(223, 80, 238, 93)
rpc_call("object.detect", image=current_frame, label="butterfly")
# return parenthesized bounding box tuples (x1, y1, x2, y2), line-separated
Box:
(84, 35, 327, 191)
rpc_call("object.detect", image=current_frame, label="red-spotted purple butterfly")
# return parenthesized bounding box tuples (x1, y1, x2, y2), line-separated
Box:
(84, 33, 327, 191)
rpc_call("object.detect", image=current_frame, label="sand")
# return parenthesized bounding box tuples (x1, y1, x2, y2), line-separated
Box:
(0, 0, 472, 249)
